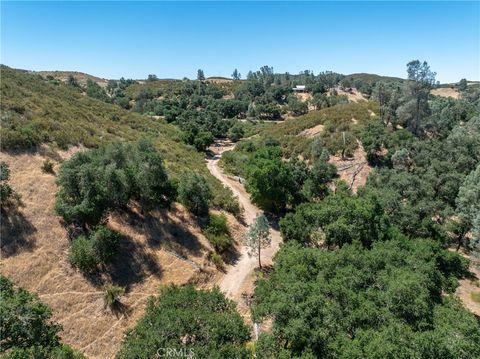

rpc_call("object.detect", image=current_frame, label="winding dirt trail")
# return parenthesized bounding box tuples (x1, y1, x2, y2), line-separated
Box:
(206, 141, 281, 305)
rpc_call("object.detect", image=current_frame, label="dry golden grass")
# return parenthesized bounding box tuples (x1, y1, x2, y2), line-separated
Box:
(0, 149, 237, 358)
(294, 92, 312, 102)
(297, 124, 325, 138)
(333, 88, 367, 102)
(431, 87, 460, 99)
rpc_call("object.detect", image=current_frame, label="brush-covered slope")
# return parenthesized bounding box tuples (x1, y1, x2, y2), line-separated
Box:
(0, 65, 237, 210)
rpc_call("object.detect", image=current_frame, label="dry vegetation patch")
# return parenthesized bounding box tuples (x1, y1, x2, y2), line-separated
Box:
(329, 140, 372, 192)
(431, 87, 460, 99)
(455, 253, 480, 316)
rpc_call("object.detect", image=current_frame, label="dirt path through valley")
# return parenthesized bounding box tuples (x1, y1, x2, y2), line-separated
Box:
(206, 140, 281, 307)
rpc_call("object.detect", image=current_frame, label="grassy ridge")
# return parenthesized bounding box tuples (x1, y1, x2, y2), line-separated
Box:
(0, 65, 238, 212)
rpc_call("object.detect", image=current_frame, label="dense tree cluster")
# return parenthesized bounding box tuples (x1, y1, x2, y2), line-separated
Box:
(253, 240, 477, 358)
(222, 139, 337, 214)
(55, 138, 174, 228)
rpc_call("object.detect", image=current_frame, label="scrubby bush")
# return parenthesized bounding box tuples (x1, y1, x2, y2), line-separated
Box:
(68, 236, 99, 272)
(210, 252, 224, 269)
(0, 161, 19, 212)
(228, 124, 245, 142)
(68, 226, 120, 273)
(91, 226, 120, 264)
(41, 159, 55, 174)
(103, 284, 125, 308)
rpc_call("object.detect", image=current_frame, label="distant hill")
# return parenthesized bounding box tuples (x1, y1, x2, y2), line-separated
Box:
(35, 70, 108, 86)
(343, 73, 404, 85)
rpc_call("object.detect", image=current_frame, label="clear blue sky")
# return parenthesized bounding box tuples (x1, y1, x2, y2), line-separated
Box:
(2, 1, 479, 83)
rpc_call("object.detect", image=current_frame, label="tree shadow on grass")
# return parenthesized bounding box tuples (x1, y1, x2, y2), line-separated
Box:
(0, 208, 37, 257)
(221, 243, 242, 267)
(118, 206, 207, 258)
(105, 233, 163, 290)
(109, 300, 133, 319)
(82, 232, 164, 291)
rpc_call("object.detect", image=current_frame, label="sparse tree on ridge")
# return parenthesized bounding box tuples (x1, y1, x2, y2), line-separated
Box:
(458, 78, 468, 92)
(245, 213, 271, 269)
(232, 68, 241, 81)
(197, 69, 205, 81)
(397, 60, 436, 135)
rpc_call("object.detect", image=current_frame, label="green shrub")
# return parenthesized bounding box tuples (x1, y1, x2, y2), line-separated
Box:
(68, 236, 99, 273)
(91, 226, 120, 264)
(207, 234, 232, 254)
(203, 214, 232, 253)
(41, 159, 55, 174)
(211, 252, 224, 269)
(205, 213, 229, 236)
(0, 161, 19, 212)
(103, 284, 125, 308)
(55, 139, 173, 227)
(117, 285, 250, 358)
(68, 226, 120, 273)
(211, 187, 242, 218)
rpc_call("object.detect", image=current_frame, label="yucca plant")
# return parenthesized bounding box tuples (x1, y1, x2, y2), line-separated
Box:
(103, 284, 125, 308)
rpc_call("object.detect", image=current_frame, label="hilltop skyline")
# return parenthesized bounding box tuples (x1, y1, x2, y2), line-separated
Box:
(2, 1, 479, 83)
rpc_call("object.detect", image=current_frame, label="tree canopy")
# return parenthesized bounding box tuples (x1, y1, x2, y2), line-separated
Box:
(117, 285, 251, 359)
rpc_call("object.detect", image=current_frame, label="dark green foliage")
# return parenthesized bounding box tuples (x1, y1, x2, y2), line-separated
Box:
(228, 123, 245, 142)
(0, 275, 84, 358)
(41, 159, 55, 174)
(253, 240, 479, 358)
(245, 146, 296, 213)
(232, 69, 241, 81)
(458, 78, 468, 92)
(90, 225, 121, 264)
(55, 139, 173, 227)
(306, 160, 337, 200)
(203, 213, 232, 253)
(287, 96, 308, 116)
(177, 172, 212, 215)
(117, 285, 251, 358)
(182, 127, 214, 152)
(456, 164, 480, 230)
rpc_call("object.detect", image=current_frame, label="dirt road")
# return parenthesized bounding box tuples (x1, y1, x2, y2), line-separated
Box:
(206, 140, 281, 302)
